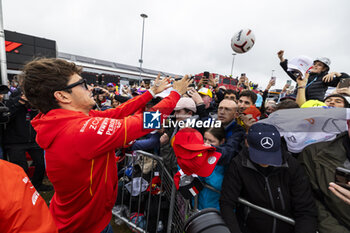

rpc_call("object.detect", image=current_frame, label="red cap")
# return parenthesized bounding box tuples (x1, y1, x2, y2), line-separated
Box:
(172, 128, 221, 177)
(243, 105, 261, 121)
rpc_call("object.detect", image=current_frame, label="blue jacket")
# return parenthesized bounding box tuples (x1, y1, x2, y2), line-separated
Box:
(131, 132, 161, 153)
(195, 121, 244, 210)
(196, 165, 225, 210)
(216, 121, 245, 166)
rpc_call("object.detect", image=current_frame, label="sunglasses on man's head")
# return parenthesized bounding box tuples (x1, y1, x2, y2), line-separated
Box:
(60, 79, 88, 91)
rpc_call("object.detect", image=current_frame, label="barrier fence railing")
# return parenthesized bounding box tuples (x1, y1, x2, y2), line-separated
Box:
(112, 150, 296, 233)
(112, 150, 192, 233)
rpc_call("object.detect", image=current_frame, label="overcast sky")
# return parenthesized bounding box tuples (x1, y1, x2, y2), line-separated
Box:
(3, 0, 350, 88)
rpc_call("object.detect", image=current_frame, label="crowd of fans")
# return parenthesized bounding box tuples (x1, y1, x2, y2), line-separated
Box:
(0, 50, 350, 233)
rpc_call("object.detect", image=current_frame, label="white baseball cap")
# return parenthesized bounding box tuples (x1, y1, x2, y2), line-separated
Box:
(174, 97, 197, 113)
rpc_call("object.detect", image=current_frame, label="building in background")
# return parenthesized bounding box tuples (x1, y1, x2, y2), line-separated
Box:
(4, 30, 179, 86)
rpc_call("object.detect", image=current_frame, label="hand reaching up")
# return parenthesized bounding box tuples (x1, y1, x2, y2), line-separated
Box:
(150, 73, 171, 95)
(277, 50, 285, 62)
(173, 75, 193, 95)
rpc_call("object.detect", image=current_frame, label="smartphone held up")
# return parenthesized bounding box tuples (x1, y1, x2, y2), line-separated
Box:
(338, 78, 350, 89)
(202, 71, 210, 85)
(270, 76, 276, 86)
(335, 167, 350, 190)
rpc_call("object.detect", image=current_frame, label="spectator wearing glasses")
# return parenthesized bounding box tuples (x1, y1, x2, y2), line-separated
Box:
(216, 99, 245, 165)
(19, 58, 191, 233)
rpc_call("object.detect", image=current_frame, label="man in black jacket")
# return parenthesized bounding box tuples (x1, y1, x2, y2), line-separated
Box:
(4, 89, 51, 191)
(220, 123, 317, 233)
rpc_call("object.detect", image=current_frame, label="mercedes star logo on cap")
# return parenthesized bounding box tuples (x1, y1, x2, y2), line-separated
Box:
(260, 137, 274, 149)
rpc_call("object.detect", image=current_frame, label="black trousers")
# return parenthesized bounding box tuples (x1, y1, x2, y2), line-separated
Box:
(5, 143, 45, 188)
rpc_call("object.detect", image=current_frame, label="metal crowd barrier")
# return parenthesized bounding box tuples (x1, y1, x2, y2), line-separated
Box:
(113, 150, 296, 233)
(112, 150, 192, 233)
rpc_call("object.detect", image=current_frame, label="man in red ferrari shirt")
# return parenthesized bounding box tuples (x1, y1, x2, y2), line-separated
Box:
(19, 58, 191, 233)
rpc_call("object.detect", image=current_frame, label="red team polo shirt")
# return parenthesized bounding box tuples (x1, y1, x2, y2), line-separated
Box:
(0, 160, 58, 233)
(31, 91, 180, 232)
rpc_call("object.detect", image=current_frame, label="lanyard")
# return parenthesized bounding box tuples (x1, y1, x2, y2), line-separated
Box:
(306, 76, 318, 89)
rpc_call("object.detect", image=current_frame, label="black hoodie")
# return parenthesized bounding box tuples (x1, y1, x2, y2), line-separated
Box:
(4, 90, 39, 145)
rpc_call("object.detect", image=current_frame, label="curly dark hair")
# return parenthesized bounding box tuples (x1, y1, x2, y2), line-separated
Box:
(19, 58, 82, 114)
(239, 90, 257, 104)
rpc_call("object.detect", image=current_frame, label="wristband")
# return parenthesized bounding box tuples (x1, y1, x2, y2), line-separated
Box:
(171, 89, 181, 96)
(297, 86, 306, 89)
(149, 89, 156, 97)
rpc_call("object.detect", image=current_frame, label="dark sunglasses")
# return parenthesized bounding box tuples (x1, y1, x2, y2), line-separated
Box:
(60, 79, 88, 91)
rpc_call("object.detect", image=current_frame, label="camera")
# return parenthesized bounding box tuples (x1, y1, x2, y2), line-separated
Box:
(92, 87, 105, 96)
(0, 85, 10, 94)
(0, 106, 10, 123)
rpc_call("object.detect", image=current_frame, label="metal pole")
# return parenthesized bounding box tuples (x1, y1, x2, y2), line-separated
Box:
(230, 53, 236, 77)
(238, 198, 295, 225)
(139, 13, 148, 85)
(0, 0, 8, 85)
(167, 183, 176, 233)
(202, 183, 296, 226)
(271, 69, 275, 77)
